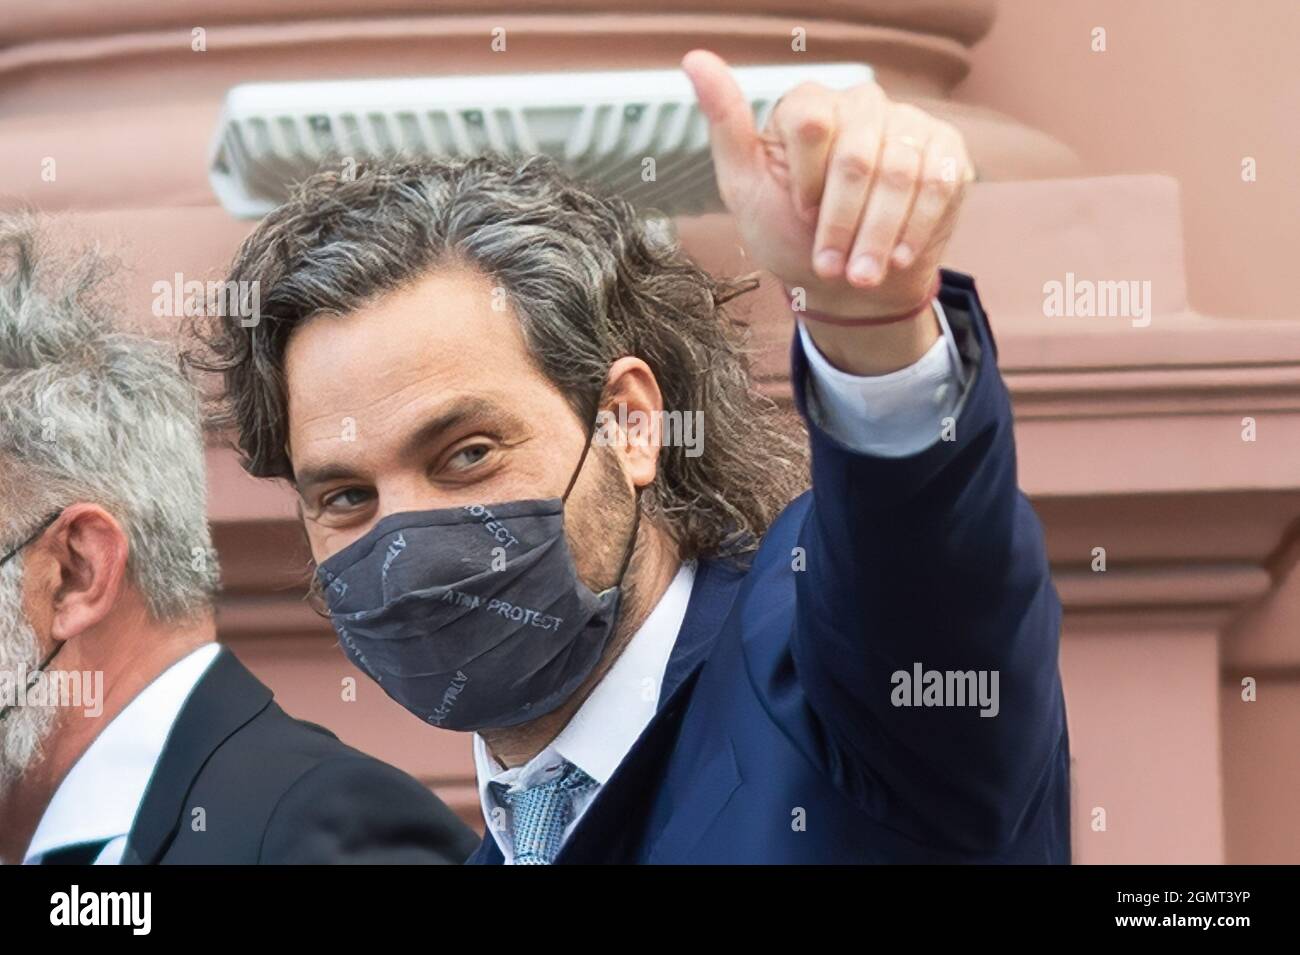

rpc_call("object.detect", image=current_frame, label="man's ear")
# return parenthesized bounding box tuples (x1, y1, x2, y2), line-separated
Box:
(34, 504, 131, 643)
(599, 356, 664, 491)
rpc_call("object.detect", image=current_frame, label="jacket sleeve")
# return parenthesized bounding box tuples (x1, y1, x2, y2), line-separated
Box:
(788, 269, 1067, 855)
(259, 756, 481, 864)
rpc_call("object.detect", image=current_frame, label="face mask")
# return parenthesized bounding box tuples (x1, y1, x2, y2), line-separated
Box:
(314, 427, 639, 731)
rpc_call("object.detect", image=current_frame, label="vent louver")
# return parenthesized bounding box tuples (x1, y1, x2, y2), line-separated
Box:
(209, 62, 873, 219)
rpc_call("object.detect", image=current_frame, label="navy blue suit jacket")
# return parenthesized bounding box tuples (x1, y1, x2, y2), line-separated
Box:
(469, 270, 1070, 864)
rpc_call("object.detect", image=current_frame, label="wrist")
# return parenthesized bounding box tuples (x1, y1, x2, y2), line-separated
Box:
(786, 273, 941, 324)
(802, 309, 941, 376)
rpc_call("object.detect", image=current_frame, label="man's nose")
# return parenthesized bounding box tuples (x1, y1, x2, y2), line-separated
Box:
(375, 477, 453, 523)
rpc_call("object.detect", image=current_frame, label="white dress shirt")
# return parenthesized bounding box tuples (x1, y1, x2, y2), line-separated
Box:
(474, 559, 696, 862)
(473, 300, 967, 862)
(797, 299, 967, 456)
(23, 642, 222, 865)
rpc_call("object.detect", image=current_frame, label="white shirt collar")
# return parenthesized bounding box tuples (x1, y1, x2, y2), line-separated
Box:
(23, 642, 222, 864)
(473, 559, 696, 805)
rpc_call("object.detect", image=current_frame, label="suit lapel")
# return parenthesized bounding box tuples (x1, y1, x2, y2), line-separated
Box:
(657, 556, 748, 709)
(462, 557, 750, 865)
(121, 648, 274, 864)
(466, 832, 504, 865)
(555, 556, 749, 863)
(552, 666, 706, 863)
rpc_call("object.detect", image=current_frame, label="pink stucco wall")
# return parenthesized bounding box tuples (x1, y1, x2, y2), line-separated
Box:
(2, 0, 1296, 862)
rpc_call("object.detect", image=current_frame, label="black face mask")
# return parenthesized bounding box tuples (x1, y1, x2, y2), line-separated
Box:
(315, 427, 639, 732)
(0, 510, 64, 724)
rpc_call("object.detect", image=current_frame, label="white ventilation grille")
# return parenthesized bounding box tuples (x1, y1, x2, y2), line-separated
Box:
(208, 62, 872, 219)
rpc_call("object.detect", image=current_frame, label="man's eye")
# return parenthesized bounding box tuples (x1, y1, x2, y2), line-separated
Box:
(447, 444, 491, 471)
(321, 487, 373, 511)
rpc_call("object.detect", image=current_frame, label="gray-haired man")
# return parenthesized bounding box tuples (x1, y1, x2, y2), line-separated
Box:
(0, 220, 477, 864)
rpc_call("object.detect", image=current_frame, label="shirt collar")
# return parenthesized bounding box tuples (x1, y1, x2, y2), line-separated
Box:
(23, 643, 221, 864)
(473, 560, 696, 801)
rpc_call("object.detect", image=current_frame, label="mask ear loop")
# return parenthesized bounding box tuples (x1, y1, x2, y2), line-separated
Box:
(0, 643, 62, 724)
(0, 509, 68, 723)
(561, 413, 597, 504)
(562, 405, 643, 590)
(613, 487, 644, 588)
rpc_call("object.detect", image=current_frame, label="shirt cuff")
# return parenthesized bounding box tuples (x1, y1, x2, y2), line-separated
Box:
(796, 299, 966, 458)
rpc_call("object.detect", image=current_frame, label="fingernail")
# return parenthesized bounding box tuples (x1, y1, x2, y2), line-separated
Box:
(848, 254, 880, 284)
(814, 249, 845, 277)
(892, 244, 914, 268)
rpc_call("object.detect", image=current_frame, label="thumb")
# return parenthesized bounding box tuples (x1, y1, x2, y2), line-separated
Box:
(681, 49, 760, 193)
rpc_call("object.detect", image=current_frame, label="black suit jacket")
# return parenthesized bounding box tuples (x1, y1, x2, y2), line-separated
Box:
(120, 647, 479, 864)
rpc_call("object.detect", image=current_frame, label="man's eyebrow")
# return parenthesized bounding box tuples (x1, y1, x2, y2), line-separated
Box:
(292, 462, 360, 493)
(290, 395, 520, 493)
(398, 395, 514, 463)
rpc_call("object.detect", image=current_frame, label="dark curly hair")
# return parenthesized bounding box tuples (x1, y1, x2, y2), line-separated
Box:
(189, 153, 808, 563)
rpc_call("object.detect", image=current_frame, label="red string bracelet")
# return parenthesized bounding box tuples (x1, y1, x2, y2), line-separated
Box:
(785, 272, 941, 327)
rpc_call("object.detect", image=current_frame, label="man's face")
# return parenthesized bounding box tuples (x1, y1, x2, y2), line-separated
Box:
(285, 266, 632, 590)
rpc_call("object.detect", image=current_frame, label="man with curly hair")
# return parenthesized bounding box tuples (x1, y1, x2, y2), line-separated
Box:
(195, 51, 1069, 864)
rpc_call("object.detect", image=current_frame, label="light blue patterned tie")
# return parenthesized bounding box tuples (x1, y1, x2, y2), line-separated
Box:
(496, 761, 597, 865)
